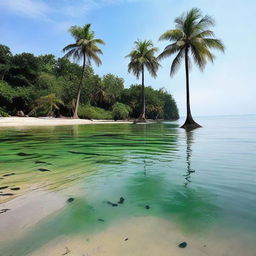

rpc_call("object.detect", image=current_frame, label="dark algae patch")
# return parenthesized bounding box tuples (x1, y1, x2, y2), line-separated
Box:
(17, 152, 33, 157)
(0, 209, 10, 214)
(67, 198, 74, 203)
(0, 186, 9, 190)
(10, 187, 20, 191)
(3, 173, 15, 177)
(118, 197, 125, 204)
(107, 201, 118, 207)
(38, 168, 50, 172)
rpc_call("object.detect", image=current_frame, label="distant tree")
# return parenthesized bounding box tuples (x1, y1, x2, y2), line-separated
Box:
(7, 53, 41, 87)
(126, 40, 160, 121)
(38, 54, 56, 73)
(121, 84, 179, 120)
(93, 74, 124, 109)
(63, 24, 105, 118)
(158, 8, 224, 130)
(0, 44, 12, 81)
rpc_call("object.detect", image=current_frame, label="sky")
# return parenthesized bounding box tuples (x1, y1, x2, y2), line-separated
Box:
(0, 0, 255, 117)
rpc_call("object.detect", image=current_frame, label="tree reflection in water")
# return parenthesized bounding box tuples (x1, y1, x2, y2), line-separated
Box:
(184, 130, 195, 187)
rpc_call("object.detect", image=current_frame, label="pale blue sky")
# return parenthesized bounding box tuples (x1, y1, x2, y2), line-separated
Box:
(0, 0, 255, 116)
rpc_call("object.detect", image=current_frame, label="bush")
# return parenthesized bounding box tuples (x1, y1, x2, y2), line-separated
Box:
(78, 105, 112, 120)
(112, 102, 131, 120)
(0, 107, 9, 117)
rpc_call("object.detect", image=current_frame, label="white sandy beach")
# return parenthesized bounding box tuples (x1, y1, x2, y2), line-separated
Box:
(0, 117, 133, 128)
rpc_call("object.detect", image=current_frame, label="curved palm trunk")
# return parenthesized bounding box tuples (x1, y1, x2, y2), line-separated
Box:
(73, 54, 86, 119)
(138, 64, 146, 121)
(181, 46, 201, 130)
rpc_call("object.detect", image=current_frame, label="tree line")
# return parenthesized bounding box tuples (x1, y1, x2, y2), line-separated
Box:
(0, 45, 179, 120)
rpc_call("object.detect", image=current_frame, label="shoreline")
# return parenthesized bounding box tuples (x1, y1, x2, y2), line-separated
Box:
(0, 117, 133, 128)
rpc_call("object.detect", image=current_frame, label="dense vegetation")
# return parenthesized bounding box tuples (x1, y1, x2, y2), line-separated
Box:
(0, 44, 179, 120)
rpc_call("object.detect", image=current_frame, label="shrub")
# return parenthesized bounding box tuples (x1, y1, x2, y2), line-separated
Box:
(112, 102, 131, 120)
(0, 107, 9, 117)
(78, 105, 112, 120)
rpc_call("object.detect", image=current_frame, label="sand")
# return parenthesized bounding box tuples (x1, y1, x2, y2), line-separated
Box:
(0, 189, 255, 256)
(29, 216, 255, 256)
(0, 189, 65, 243)
(0, 117, 132, 128)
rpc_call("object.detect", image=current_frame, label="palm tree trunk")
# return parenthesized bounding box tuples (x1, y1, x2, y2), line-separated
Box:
(73, 53, 86, 119)
(138, 64, 146, 121)
(181, 46, 201, 130)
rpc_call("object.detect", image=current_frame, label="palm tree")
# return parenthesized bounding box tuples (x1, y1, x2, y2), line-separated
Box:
(158, 8, 225, 130)
(126, 40, 160, 121)
(63, 24, 105, 119)
(29, 94, 63, 117)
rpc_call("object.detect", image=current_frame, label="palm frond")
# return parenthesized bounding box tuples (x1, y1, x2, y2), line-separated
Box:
(159, 29, 184, 41)
(170, 47, 185, 76)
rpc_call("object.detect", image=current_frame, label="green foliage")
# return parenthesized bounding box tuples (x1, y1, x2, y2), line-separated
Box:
(63, 24, 105, 66)
(91, 74, 124, 108)
(6, 53, 41, 87)
(78, 105, 112, 120)
(38, 54, 56, 73)
(29, 94, 63, 117)
(0, 44, 12, 80)
(0, 43, 179, 120)
(158, 8, 225, 75)
(121, 85, 179, 120)
(126, 40, 160, 78)
(0, 107, 9, 117)
(112, 102, 131, 120)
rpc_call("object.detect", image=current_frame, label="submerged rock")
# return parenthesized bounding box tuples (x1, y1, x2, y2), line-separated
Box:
(145, 205, 150, 209)
(124, 238, 128, 241)
(118, 197, 125, 204)
(3, 173, 15, 177)
(67, 198, 74, 203)
(178, 242, 187, 248)
(38, 168, 50, 172)
(98, 218, 105, 222)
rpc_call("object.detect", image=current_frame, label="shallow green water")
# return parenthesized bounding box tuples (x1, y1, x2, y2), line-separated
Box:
(0, 115, 256, 255)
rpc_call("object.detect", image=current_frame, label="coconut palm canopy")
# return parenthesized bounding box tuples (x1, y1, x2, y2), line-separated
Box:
(63, 24, 105, 66)
(126, 40, 160, 79)
(158, 8, 225, 76)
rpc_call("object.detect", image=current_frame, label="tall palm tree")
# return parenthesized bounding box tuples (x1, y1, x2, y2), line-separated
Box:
(158, 8, 225, 130)
(63, 24, 105, 119)
(126, 40, 160, 121)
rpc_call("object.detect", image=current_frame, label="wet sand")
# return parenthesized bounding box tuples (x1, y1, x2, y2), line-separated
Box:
(0, 188, 255, 256)
(0, 117, 132, 128)
(0, 189, 65, 243)
(29, 216, 255, 256)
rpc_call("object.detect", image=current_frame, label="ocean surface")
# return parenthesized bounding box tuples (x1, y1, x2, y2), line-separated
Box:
(0, 115, 255, 255)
